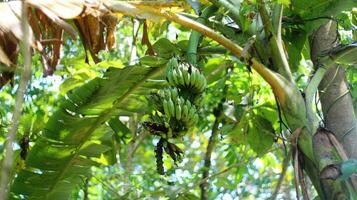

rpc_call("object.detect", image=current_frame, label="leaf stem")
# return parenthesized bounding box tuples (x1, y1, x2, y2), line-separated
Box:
(257, 0, 294, 83)
(187, 5, 217, 66)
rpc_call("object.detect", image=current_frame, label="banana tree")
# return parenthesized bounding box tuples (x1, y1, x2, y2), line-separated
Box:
(105, 1, 357, 198)
(0, 0, 356, 199)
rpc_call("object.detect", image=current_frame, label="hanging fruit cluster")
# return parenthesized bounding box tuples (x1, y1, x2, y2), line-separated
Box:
(144, 58, 207, 175)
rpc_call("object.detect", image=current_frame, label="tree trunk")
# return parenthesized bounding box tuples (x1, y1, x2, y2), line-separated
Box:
(310, 21, 357, 198)
(310, 20, 357, 159)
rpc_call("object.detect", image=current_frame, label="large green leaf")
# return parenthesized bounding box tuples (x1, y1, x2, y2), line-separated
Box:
(291, 0, 357, 33)
(291, 0, 356, 18)
(10, 61, 166, 199)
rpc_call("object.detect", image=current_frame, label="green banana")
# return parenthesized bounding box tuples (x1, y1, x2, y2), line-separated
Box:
(186, 99, 192, 110)
(163, 99, 170, 117)
(194, 72, 202, 91)
(168, 99, 175, 117)
(171, 88, 178, 100)
(176, 68, 185, 86)
(180, 97, 185, 104)
(176, 97, 182, 106)
(197, 75, 205, 92)
(162, 89, 169, 100)
(182, 104, 189, 120)
(188, 105, 196, 121)
(190, 68, 197, 88)
(167, 70, 175, 86)
(182, 68, 190, 86)
(175, 104, 182, 120)
(167, 58, 178, 72)
(172, 69, 179, 85)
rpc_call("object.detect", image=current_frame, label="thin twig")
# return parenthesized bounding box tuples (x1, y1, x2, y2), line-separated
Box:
(0, 2, 32, 199)
(200, 111, 222, 200)
(270, 149, 291, 200)
(92, 176, 122, 198)
(275, 97, 287, 156)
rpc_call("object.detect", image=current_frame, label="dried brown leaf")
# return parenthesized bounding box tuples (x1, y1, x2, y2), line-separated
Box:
(102, 14, 119, 51)
(0, 1, 34, 45)
(0, 46, 11, 66)
(142, 20, 155, 55)
(27, 0, 85, 19)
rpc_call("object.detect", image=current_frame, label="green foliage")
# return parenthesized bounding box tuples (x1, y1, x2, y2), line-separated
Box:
(1, 1, 356, 199)
(10, 60, 166, 199)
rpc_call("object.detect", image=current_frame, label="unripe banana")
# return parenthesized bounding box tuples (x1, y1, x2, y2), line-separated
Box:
(172, 69, 179, 85)
(176, 97, 182, 106)
(182, 104, 189, 120)
(175, 104, 182, 120)
(188, 105, 196, 121)
(182, 69, 190, 86)
(186, 99, 192, 110)
(163, 89, 170, 100)
(167, 58, 178, 71)
(171, 88, 178, 100)
(168, 99, 175, 117)
(180, 97, 185, 104)
(167, 70, 175, 86)
(194, 72, 202, 91)
(190, 68, 197, 88)
(162, 99, 170, 117)
(168, 89, 173, 100)
(197, 75, 205, 92)
(176, 68, 185, 86)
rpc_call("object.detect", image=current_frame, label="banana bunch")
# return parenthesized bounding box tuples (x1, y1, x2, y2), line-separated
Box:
(159, 88, 198, 127)
(144, 58, 207, 175)
(166, 59, 207, 93)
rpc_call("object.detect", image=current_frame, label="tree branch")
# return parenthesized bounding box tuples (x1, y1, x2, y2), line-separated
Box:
(0, 2, 32, 199)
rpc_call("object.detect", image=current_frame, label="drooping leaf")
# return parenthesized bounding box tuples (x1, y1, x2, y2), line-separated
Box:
(10, 60, 166, 199)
